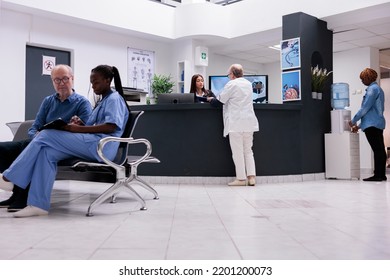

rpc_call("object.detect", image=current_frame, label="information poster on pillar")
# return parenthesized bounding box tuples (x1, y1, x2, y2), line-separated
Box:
(282, 70, 301, 102)
(280, 37, 301, 70)
(127, 47, 155, 94)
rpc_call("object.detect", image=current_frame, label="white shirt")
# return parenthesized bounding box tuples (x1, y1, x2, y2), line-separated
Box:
(218, 77, 259, 137)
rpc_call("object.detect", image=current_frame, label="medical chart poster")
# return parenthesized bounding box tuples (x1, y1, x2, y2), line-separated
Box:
(127, 48, 155, 94)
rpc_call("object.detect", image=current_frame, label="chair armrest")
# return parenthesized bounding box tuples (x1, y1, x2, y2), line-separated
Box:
(97, 136, 153, 169)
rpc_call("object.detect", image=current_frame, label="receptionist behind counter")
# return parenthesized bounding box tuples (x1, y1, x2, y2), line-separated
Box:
(190, 74, 215, 102)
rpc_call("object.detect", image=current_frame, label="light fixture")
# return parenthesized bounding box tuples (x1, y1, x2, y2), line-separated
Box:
(268, 44, 280, 51)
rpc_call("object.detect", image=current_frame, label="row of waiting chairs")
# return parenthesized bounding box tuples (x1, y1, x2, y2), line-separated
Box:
(7, 110, 159, 216)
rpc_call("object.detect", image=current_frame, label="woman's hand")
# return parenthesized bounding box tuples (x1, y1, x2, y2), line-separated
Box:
(62, 123, 82, 132)
(69, 115, 84, 125)
(351, 125, 360, 133)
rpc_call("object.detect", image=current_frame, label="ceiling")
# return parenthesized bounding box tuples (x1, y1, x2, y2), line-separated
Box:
(183, 1, 390, 72)
(4, 0, 390, 72)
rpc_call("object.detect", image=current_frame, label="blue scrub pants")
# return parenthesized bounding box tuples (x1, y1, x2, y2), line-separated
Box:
(3, 130, 118, 211)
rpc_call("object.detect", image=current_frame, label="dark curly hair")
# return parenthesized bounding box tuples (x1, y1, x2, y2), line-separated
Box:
(359, 68, 378, 84)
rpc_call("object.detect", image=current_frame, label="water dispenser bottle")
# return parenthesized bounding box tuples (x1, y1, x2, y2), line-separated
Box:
(331, 83, 350, 109)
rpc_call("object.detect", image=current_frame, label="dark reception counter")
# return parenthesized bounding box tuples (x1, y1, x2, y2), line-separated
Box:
(128, 102, 321, 177)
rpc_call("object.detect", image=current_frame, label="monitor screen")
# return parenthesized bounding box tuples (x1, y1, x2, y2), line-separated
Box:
(209, 75, 268, 103)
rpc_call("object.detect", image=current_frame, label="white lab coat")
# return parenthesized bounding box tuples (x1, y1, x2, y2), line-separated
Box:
(218, 77, 259, 137)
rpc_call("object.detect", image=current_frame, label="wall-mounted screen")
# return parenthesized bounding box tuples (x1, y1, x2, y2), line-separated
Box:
(209, 75, 268, 103)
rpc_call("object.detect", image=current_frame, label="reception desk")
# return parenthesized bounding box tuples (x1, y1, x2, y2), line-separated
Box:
(128, 102, 314, 177)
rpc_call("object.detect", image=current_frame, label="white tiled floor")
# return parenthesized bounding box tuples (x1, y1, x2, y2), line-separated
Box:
(1, 178, 390, 260)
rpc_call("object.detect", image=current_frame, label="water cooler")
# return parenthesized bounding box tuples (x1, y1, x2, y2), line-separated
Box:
(330, 83, 351, 133)
(325, 83, 360, 179)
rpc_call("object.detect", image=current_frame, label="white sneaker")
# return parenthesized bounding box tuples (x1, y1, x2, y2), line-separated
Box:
(228, 179, 246, 186)
(14, 205, 48, 218)
(248, 178, 256, 186)
(0, 174, 13, 192)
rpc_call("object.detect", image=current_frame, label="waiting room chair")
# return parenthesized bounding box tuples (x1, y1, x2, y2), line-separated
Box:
(7, 120, 34, 141)
(7, 112, 159, 216)
(57, 110, 159, 216)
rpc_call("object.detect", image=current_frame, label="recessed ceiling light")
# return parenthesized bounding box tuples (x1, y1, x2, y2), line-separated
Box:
(268, 44, 280, 51)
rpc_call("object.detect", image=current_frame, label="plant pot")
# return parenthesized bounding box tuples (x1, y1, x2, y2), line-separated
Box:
(312, 92, 317, 99)
(317, 92, 322, 100)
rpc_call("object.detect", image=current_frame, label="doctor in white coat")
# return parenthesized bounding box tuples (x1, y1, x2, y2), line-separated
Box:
(209, 64, 259, 186)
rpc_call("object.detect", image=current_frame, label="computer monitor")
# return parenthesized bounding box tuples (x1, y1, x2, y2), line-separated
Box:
(209, 75, 268, 103)
(157, 93, 195, 104)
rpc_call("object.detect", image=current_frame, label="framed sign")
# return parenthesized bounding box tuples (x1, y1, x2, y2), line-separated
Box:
(127, 47, 155, 94)
(280, 37, 301, 70)
(282, 70, 301, 102)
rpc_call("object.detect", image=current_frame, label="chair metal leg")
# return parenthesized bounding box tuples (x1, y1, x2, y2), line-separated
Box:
(123, 181, 147, 210)
(87, 181, 122, 216)
(86, 179, 147, 216)
(126, 174, 159, 199)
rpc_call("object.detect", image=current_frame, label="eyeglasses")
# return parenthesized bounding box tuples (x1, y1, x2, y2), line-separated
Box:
(227, 72, 232, 77)
(53, 77, 71, 84)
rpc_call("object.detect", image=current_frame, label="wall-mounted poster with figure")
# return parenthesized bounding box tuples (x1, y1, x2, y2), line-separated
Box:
(282, 70, 301, 102)
(127, 48, 155, 95)
(280, 37, 300, 70)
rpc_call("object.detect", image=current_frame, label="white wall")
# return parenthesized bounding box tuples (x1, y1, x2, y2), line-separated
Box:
(333, 47, 381, 173)
(0, 9, 30, 139)
(381, 78, 390, 147)
(264, 62, 282, 104)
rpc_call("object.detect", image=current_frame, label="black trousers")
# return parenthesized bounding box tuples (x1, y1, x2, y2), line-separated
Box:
(364, 127, 387, 178)
(0, 139, 31, 196)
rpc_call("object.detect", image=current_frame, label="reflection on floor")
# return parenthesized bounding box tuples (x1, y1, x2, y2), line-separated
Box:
(0, 178, 390, 260)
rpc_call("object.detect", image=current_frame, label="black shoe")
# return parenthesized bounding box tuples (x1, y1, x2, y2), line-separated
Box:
(7, 200, 27, 212)
(7, 186, 28, 212)
(0, 193, 16, 208)
(363, 176, 387, 182)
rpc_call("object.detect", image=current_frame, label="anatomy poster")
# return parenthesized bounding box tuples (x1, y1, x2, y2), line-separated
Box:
(127, 47, 155, 94)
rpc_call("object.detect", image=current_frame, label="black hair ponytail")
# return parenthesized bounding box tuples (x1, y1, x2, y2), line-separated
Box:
(111, 66, 124, 98)
(91, 65, 128, 110)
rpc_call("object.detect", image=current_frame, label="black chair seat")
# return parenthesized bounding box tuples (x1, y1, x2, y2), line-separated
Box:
(57, 158, 116, 183)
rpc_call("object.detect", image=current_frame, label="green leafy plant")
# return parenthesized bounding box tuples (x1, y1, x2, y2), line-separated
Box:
(151, 74, 175, 95)
(311, 65, 332, 92)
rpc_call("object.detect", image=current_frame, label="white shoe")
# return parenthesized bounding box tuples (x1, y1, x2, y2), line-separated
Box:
(0, 174, 13, 192)
(228, 179, 246, 186)
(248, 177, 256, 186)
(14, 205, 48, 218)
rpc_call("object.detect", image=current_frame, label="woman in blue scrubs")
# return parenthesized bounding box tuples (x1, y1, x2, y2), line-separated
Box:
(0, 65, 129, 217)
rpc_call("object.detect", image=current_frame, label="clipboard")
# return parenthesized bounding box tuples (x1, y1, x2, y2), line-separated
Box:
(38, 118, 67, 131)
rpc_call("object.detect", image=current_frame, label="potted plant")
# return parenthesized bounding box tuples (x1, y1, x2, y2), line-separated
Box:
(311, 65, 332, 99)
(151, 74, 175, 103)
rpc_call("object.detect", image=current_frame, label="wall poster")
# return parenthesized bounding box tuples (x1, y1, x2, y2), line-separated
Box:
(282, 70, 301, 102)
(127, 47, 155, 94)
(280, 37, 301, 70)
(42, 55, 56, 75)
